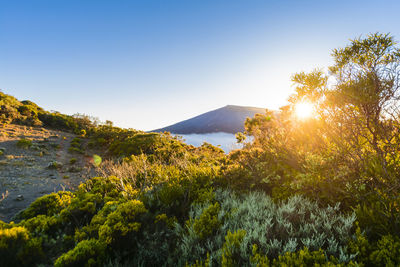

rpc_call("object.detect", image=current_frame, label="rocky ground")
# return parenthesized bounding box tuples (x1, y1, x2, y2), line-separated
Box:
(0, 124, 95, 222)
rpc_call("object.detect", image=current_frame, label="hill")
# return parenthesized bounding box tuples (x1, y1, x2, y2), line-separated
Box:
(152, 105, 266, 134)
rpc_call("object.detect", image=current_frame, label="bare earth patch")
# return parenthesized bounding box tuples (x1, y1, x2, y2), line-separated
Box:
(0, 124, 95, 222)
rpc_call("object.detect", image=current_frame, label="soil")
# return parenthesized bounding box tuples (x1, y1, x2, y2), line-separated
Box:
(0, 124, 96, 222)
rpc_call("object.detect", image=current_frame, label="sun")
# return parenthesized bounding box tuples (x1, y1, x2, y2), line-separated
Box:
(294, 101, 314, 119)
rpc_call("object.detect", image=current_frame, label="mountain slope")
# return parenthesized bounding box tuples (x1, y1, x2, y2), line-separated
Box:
(152, 105, 266, 134)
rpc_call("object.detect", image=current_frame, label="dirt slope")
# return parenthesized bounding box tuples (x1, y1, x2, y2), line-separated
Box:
(0, 124, 94, 222)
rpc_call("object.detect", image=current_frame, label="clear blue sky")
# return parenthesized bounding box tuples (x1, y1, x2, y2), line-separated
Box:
(1, 0, 399, 130)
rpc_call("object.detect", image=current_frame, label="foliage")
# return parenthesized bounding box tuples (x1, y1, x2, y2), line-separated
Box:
(54, 239, 106, 267)
(221, 229, 247, 266)
(98, 200, 147, 246)
(16, 138, 32, 149)
(69, 137, 84, 154)
(17, 191, 74, 220)
(225, 33, 400, 212)
(2, 33, 400, 266)
(189, 202, 221, 240)
(0, 90, 97, 131)
(175, 189, 356, 265)
(0, 224, 44, 266)
(348, 224, 400, 266)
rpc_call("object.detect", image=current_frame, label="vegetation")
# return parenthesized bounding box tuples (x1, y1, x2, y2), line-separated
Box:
(16, 138, 32, 149)
(0, 90, 97, 133)
(1, 32, 400, 266)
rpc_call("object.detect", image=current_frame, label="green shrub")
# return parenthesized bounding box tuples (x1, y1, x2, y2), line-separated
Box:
(354, 194, 400, 241)
(38, 112, 96, 134)
(0, 225, 44, 266)
(221, 229, 247, 266)
(47, 161, 63, 169)
(175, 189, 356, 265)
(21, 215, 61, 238)
(349, 225, 400, 266)
(69, 158, 77, 165)
(54, 239, 106, 267)
(18, 104, 38, 117)
(69, 137, 84, 154)
(17, 191, 74, 220)
(16, 138, 32, 149)
(98, 199, 147, 246)
(189, 202, 221, 240)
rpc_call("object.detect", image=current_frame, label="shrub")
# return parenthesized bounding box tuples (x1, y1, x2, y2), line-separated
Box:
(349, 225, 400, 266)
(17, 191, 74, 220)
(354, 193, 400, 241)
(69, 158, 77, 165)
(54, 239, 106, 267)
(175, 189, 356, 265)
(21, 215, 61, 238)
(98, 199, 147, 246)
(16, 138, 32, 149)
(47, 161, 63, 170)
(69, 138, 84, 154)
(0, 225, 44, 266)
(221, 229, 247, 266)
(189, 202, 221, 240)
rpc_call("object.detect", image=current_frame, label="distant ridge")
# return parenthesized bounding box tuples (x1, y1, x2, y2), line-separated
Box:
(152, 105, 266, 134)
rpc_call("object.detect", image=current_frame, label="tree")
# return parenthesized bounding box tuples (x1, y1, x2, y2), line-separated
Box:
(231, 33, 400, 206)
(290, 33, 400, 191)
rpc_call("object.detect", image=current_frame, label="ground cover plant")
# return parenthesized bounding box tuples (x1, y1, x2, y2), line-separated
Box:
(1, 33, 400, 266)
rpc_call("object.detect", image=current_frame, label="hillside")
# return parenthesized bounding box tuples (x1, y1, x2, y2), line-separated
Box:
(152, 105, 266, 134)
(0, 124, 94, 222)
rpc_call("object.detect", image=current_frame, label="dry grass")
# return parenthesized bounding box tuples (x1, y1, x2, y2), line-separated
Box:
(95, 154, 150, 193)
(0, 190, 9, 204)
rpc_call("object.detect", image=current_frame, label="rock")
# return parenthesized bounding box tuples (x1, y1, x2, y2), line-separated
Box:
(15, 195, 24, 201)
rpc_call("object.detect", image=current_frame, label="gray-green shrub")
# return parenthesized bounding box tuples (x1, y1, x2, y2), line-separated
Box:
(174, 189, 356, 265)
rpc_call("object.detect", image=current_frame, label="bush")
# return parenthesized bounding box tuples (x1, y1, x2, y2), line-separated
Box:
(54, 239, 106, 267)
(98, 200, 147, 246)
(38, 112, 96, 134)
(175, 189, 356, 265)
(349, 225, 400, 266)
(189, 202, 221, 240)
(69, 138, 84, 154)
(16, 138, 32, 149)
(47, 161, 63, 170)
(0, 225, 44, 266)
(17, 191, 74, 220)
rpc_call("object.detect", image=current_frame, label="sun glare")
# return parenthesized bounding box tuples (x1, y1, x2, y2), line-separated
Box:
(295, 102, 314, 119)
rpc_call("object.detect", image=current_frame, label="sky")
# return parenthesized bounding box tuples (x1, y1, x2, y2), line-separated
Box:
(1, 0, 400, 131)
